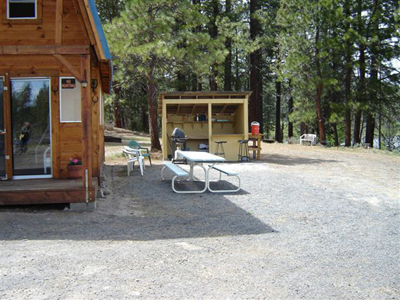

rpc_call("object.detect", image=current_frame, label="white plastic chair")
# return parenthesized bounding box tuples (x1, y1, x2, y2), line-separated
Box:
(300, 134, 317, 145)
(123, 146, 144, 176)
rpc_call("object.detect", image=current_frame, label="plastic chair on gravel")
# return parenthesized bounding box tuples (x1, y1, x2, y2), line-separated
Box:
(123, 146, 144, 176)
(128, 140, 152, 166)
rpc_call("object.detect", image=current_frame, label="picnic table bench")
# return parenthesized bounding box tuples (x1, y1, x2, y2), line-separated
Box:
(207, 165, 241, 193)
(161, 162, 207, 194)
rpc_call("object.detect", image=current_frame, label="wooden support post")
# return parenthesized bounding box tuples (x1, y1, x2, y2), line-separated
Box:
(55, 0, 63, 45)
(50, 75, 60, 178)
(81, 55, 92, 190)
(244, 97, 249, 140)
(161, 96, 168, 160)
(91, 68, 100, 179)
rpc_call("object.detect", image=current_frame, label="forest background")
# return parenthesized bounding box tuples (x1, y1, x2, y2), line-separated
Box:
(95, 0, 399, 151)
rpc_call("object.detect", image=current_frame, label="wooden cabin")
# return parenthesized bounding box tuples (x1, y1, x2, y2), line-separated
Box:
(159, 92, 251, 161)
(0, 0, 112, 206)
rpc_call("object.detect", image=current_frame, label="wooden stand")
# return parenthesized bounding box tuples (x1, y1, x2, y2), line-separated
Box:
(248, 133, 264, 160)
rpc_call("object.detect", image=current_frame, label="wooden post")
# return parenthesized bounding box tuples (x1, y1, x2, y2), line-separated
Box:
(50, 75, 60, 178)
(161, 96, 168, 160)
(91, 68, 100, 179)
(81, 55, 92, 190)
(55, 0, 63, 45)
(208, 102, 212, 153)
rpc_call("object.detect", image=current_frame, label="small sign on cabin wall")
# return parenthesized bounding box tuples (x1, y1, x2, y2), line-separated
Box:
(61, 78, 76, 89)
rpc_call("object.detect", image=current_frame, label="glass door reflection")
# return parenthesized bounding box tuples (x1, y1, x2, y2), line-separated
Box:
(11, 78, 51, 177)
(0, 77, 6, 179)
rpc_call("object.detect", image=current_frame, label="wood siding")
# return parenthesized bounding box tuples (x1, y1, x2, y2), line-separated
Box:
(0, 0, 90, 46)
(0, 0, 106, 196)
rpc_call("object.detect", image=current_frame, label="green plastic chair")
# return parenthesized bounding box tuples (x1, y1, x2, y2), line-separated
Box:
(128, 140, 152, 166)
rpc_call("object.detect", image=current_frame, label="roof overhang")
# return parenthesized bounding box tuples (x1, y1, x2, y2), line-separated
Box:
(99, 59, 112, 94)
(81, 0, 112, 94)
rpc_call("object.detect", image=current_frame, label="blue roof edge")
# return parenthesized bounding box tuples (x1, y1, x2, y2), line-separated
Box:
(88, 0, 112, 60)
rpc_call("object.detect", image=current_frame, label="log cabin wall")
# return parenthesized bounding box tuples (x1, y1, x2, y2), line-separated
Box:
(0, 0, 90, 46)
(0, 0, 105, 180)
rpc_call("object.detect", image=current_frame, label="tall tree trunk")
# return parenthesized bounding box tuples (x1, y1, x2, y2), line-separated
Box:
(191, 74, 198, 91)
(314, 25, 326, 142)
(275, 81, 281, 142)
(315, 82, 326, 142)
(332, 123, 339, 146)
(378, 112, 381, 149)
(300, 122, 306, 135)
(344, 0, 352, 146)
(224, 0, 232, 91)
(191, 0, 201, 92)
(177, 72, 187, 91)
(235, 47, 240, 91)
(288, 82, 293, 138)
(147, 56, 162, 151)
(353, 110, 362, 144)
(365, 113, 375, 147)
(365, 0, 380, 148)
(353, 0, 365, 145)
(249, 0, 263, 132)
(210, 0, 219, 91)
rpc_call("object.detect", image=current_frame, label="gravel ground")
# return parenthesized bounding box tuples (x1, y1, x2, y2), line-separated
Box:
(0, 144, 399, 299)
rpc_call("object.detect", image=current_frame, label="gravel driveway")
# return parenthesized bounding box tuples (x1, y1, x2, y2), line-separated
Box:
(1, 144, 399, 299)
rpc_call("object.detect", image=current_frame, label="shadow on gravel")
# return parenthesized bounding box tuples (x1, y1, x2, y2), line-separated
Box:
(0, 165, 274, 241)
(259, 154, 339, 166)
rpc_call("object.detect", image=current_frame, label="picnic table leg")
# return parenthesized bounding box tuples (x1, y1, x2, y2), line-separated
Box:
(185, 162, 207, 193)
(188, 162, 195, 181)
(187, 162, 206, 182)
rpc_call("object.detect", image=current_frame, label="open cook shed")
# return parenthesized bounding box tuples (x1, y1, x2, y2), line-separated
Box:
(159, 91, 252, 161)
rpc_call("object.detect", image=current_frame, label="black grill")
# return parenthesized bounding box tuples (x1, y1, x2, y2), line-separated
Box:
(171, 127, 187, 143)
(171, 127, 187, 162)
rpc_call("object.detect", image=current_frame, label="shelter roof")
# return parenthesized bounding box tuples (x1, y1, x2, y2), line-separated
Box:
(158, 91, 252, 114)
(159, 91, 252, 99)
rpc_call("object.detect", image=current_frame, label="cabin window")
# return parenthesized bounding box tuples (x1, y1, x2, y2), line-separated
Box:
(7, 0, 37, 19)
(60, 77, 82, 122)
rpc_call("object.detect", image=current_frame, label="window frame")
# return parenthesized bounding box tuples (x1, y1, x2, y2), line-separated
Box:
(59, 77, 82, 123)
(2, 0, 42, 25)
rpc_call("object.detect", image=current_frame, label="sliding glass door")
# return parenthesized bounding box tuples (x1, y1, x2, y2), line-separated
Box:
(0, 77, 6, 179)
(11, 78, 51, 178)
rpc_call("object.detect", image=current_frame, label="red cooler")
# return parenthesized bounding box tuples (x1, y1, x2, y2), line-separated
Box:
(251, 121, 260, 135)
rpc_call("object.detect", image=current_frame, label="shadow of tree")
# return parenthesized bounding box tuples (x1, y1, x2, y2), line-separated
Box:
(0, 164, 274, 241)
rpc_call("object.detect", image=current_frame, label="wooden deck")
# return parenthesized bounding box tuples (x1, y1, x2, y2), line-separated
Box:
(0, 178, 98, 205)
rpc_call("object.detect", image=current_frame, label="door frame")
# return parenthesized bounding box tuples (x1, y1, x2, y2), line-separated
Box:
(0, 73, 13, 180)
(0, 75, 7, 180)
(10, 77, 52, 180)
